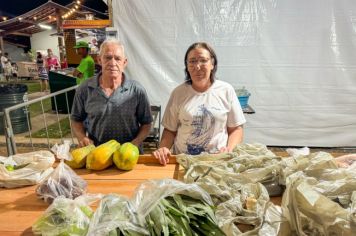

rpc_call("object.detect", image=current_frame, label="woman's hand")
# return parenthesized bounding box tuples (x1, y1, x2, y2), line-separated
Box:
(219, 146, 232, 153)
(153, 147, 171, 166)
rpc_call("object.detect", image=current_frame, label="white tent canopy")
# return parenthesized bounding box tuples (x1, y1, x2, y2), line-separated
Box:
(111, 0, 356, 147)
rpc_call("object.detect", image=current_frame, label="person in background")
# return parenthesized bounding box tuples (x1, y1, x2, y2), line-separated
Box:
(37, 52, 49, 92)
(45, 49, 60, 72)
(153, 42, 246, 165)
(73, 41, 95, 84)
(71, 39, 152, 153)
(2, 53, 13, 82)
(61, 55, 68, 69)
(0, 52, 5, 75)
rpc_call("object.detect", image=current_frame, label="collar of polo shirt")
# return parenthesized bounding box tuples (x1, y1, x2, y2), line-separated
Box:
(89, 72, 129, 92)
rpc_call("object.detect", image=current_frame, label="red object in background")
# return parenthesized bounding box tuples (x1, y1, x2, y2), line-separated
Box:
(61, 59, 68, 69)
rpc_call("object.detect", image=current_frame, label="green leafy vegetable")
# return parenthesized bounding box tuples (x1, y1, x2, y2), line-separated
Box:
(32, 197, 93, 236)
(87, 194, 148, 236)
(146, 194, 225, 236)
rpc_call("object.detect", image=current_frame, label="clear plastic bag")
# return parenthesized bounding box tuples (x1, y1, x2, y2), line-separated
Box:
(32, 194, 101, 236)
(0, 150, 55, 188)
(131, 179, 225, 236)
(132, 179, 213, 217)
(87, 194, 148, 236)
(36, 141, 87, 203)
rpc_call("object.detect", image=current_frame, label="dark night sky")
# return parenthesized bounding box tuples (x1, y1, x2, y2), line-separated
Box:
(0, 0, 107, 17)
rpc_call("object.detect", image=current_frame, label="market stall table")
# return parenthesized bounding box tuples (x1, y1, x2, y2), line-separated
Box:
(0, 155, 282, 235)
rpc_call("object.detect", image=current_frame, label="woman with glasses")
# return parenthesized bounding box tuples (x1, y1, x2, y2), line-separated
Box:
(153, 42, 246, 165)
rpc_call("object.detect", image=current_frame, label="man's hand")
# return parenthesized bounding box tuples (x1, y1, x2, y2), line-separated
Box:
(73, 69, 83, 78)
(79, 137, 93, 147)
(131, 139, 140, 147)
(153, 147, 171, 166)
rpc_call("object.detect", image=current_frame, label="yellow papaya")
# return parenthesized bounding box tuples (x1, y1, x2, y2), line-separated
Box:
(86, 140, 120, 170)
(66, 144, 96, 169)
(113, 142, 139, 171)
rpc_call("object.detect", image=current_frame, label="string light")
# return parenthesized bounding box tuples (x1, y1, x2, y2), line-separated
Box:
(18, 17, 23, 21)
(61, 0, 84, 19)
(34, 16, 37, 20)
(2, 16, 8, 21)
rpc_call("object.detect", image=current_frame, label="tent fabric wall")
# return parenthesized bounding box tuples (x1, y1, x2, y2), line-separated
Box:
(111, 0, 356, 147)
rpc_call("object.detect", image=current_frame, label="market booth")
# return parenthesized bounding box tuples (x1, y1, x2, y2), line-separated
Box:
(1, 144, 354, 235)
(62, 19, 110, 66)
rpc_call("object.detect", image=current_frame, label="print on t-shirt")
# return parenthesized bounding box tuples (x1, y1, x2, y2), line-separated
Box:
(186, 104, 215, 155)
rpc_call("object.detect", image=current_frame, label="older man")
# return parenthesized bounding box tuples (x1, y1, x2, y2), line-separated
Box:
(71, 39, 152, 153)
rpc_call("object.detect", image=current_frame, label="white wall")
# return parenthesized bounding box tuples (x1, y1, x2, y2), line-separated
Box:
(30, 29, 60, 57)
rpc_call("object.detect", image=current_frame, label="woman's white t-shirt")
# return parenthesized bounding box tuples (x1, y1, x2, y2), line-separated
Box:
(162, 80, 246, 155)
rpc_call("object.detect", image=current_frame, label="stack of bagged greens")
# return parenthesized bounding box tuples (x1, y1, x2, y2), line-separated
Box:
(176, 143, 285, 235)
(32, 180, 226, 236)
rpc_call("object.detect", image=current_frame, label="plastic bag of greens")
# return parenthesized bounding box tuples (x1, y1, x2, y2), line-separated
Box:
(32, 194, 101, 236)
(36, 141, 87, 203)
(282, 173, 356, 235)
(0, 150, 54, 188)
(132, 179, 225, 236)
(87, 194, 148, 236)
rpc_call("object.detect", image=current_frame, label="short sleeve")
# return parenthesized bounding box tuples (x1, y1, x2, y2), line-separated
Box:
(136, 85, 153, 125)
(71, 86, 87, 122)
(227, 87, 246, 127)
(162, 91, 179, 132)
(76, 59, 87, 74)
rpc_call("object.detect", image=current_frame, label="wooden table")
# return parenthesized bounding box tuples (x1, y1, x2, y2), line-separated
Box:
(0, 155, 179, 235)
(0, 155, 281, 235)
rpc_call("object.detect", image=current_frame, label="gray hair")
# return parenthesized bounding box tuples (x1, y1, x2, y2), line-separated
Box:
(99, 38, 125, 57)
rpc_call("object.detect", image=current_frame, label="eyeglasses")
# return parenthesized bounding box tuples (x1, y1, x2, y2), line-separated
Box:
(187, 58, 211, 66)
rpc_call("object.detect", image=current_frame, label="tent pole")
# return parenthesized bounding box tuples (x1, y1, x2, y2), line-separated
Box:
(0, 36, 4, 54)
(108, 0, 113, 27)
(56, 9, 64, 61)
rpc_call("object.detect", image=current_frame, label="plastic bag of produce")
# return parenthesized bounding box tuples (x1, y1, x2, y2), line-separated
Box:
(36, 142, 87, 203)
(282, 173, 356, 235)
(87, 194, 148, 236)
(281, 151, 356, 236)
(132, 179, 225, 236)
(0, 150, 54, 188)
(32, 194, 101, 236)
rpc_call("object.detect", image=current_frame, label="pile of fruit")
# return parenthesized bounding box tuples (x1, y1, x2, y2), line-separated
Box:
(66, 140, 140, 171)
